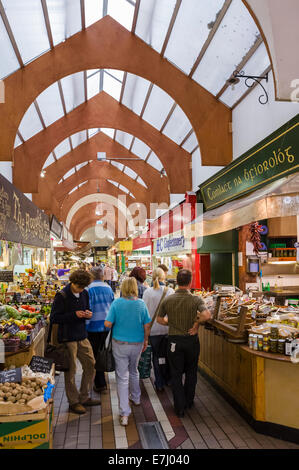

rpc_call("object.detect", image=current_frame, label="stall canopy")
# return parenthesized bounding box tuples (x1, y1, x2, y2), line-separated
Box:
(185, 172, 299, 238)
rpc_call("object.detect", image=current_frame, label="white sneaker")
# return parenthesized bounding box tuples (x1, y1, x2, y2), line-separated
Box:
(120, 416, 129, 426)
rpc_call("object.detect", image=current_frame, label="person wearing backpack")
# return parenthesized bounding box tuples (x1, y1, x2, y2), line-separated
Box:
(50, 269, 101, 415)
(142, 268, 174, 392)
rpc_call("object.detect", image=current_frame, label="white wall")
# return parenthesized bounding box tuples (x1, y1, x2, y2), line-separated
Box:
(0, 162, 12, 183)
(192, 148, 223, 191)
(233, 71, 299, 159)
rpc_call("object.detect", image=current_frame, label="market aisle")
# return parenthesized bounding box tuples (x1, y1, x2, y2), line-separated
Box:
(52, 366, 299, 450)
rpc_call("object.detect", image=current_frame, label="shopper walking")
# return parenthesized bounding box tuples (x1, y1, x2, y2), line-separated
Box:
(157, 269, 211, 417)
(50, 270, 101, 415)
(111, 267, 118, 293)
(104, 264, 113, 287)
(129, 266, 148, 299)
(104, 277, 151, 426)
(143, 268, 174, 392)
(86, 266, 114, 392)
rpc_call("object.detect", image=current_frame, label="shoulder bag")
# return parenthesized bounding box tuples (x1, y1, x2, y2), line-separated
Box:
(95, 328, 115, 372)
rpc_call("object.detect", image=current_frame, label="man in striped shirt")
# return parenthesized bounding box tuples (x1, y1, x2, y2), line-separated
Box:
(86, 266, 114, 392)
(157, 269, 211, 417)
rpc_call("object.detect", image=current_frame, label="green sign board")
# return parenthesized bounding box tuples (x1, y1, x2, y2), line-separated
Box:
(200, 114, 299, 211)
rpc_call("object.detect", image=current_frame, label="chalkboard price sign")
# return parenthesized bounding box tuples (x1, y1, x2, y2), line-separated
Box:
(4, 323, 20, 335)
(29, 355, 53, 374)
(0, 367, 22, 384)
(0, 271, 13, 283)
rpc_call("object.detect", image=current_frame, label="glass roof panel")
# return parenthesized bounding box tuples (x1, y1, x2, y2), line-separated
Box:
(164, 0, 225, 75)
(119, 184, 129, 194)
(71, 131, 87, 149)
(87, 71, 100, 99)
(107, 179, 119, 188)
(219, 43, 270, 107)
(105, 69, 124, 81)
(84, 0, 103, 28)
(76, 162, 88, 171)
(193, 0, 260, 95)
(115, 130, 134, 150)
(64, 168, 75, 179)
(129, 192, 136, 199)
(122, 73, 150, 115)
(43, 153, 56, 169)
(88, 128, 100, 138)
(78, 180, 88, 188)
(162, 105, 192, 144)
(111, 161, 124, 172)
(14, 134, 22, 148)
(131, 138, 150, 160)
(107, 0, 134, 31)
(124, 166, 137, 180)
(18, 103, 44, 141)
(100, 128, 114, 139)
(68, 186, 77, 195)
(0, 15, 20, 79)
(47, 0, 82, 47)
(36, 82, 64, 127)
(135, 0, 177, 53)
(54, 138, 71, 159)
(142, 85, 174, 130)
(147, 152, 163, 172)
(182, 131, 199, 153)
(61, 72, 85, 113)
(137, 176, 147, 188)
(2, 0, 50, 65)
(103, 72, 122, 101)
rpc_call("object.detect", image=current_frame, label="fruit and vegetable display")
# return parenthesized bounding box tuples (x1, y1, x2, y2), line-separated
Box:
(0, 378, 45, 405)
(0, 304, 51, 352)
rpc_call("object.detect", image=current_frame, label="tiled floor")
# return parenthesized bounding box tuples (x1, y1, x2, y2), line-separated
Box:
(52, 366, 299, 449)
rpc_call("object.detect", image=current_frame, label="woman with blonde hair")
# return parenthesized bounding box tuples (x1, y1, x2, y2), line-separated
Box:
(104, 277, 151, 426)
(142, 268, 174, 392)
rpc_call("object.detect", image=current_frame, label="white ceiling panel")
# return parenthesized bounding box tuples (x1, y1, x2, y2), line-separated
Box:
(105, 69, 124, 81)
(43, 153, 56, 169)
(103, 72, 122, 101)
(162, 105, 192, 144)
(63, 167, 75, 179)
(61, 72, 85, 112)
(147, 152, 163, 172)
(14, 134, 22, 148)
(111, 161, 124, 172)
(124, 166, 137, 180)
(36, 82, 64, 127)
(87, 71, 100, 99)
(18, 103, 44, 141)
(71, 131, 87, 149)
(54, 138, 71, 159)
(219, 42, 271, 107)
(119, 184, 129, 194)
(131, 138, 150, 160)
(164, 0, 225, 75)
(68, 186, 77, 195)
(47, 0, 82, 47)
(107, 0, 134, 31)
(115, 130, 134, 150)
(182, 131, 199, 153)
(100, 128, 114, 139)
(76, 162, 88, 171)
(0, 15, 20, 79)
(107, 179, 119, 188)
(78, 180, 88, 188)
(142, 85, 174, 130)
(2, 0, 50, 65)
(137, 176, 147, 188)
(135, 0, 177, 53)
(84, 0, 103, 28)
(88, 128, 100, 138)
(122, 73, 150, 115)
(193, 0, 260, 95)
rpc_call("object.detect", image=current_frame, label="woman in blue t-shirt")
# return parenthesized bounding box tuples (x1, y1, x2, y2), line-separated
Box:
(104, 277, 151, 427)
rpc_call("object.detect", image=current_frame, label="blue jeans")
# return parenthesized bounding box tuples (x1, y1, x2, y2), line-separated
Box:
(112, 339, 143, 417)
(149, 335, 170, 389)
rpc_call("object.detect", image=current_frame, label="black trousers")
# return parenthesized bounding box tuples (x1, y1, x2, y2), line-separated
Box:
(167, 335, 200, 413)
(87, 331, 109, 387)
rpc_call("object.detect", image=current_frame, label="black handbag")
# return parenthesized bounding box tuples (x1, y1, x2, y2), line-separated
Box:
(44, 342, 70, 372)
(95, 329, 115, 372)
